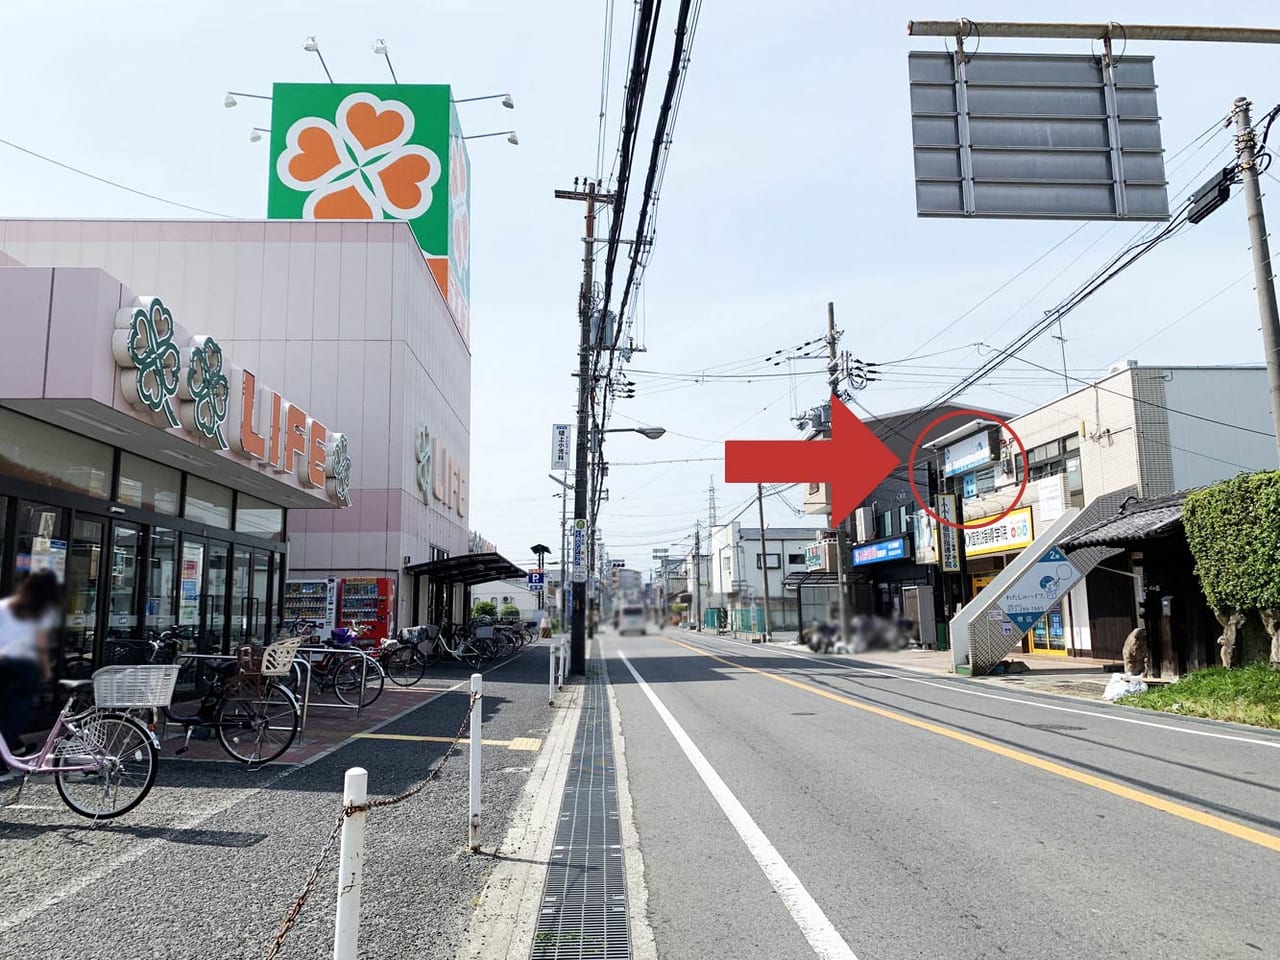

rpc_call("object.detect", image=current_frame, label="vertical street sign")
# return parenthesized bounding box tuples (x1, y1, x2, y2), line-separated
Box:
(552, 423, 572, 471)
(938, 494, 961, 573)
(572, 518, 587, 583)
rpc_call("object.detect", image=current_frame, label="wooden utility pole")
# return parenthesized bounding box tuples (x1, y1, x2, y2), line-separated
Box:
(555, 180, 614, 675)
(828, 302, 852, 650)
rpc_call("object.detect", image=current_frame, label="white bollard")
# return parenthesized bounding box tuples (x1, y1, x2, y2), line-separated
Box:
(558, 638, 568, 689)
(334, 766, 367, 960)
(548, 641, 556, 705)
(468, 673, 482, 852)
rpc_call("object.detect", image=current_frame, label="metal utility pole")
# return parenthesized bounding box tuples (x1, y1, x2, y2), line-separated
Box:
(1233, 97, 1280, 463)
(555, 179, 613, 675)
(560, 489, 568, 628)
(827, 302, 852, 650)
(755, 483, 772, 642)
(693, 522, 703, 631)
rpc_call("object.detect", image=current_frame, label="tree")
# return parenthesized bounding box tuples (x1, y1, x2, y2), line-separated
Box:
(472, 600, 497, 618)
(499, 602, 521, 619)
(1183, 471, 1280, 667)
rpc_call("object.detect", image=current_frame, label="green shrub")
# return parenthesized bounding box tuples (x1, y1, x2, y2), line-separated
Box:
(472, 600, 497, 618)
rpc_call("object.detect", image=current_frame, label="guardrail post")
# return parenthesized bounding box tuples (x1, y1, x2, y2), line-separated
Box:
(469, 673, 482, 852)
(334, 766, 367, 960)
(558, 637, 567, 689)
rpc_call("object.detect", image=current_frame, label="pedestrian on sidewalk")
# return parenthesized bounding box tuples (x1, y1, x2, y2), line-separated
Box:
(0, 570, 61, 763)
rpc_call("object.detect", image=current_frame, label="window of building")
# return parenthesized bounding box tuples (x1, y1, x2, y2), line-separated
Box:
(755, 553, 781, 569)
(116, 452, 180, 515)
(184, 477, 232, 527)
(787, 553, 805, 566)
(898, 506, 910, 537)
(876, 510, 893, 539)
(235, 493, 284, 539)
(722, 555, 732, 571)
(0, 408, 111, 499)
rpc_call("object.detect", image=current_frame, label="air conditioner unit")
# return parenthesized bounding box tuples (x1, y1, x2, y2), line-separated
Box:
(854, 507, 873, 542)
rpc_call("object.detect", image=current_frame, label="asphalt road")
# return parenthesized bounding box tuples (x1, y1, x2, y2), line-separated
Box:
(0, 642, 555, 960)
(606, 627, 1280, 960)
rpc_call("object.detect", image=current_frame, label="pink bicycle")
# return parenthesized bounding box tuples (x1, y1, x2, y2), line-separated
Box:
(1, 666, 171, 819)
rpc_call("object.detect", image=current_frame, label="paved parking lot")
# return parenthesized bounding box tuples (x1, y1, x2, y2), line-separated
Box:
(0, 643, 557, 960)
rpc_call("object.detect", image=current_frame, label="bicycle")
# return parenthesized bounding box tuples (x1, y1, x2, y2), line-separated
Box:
(1, 666, 169, 819)
(287, 628, 385, 707)
(146, 635, 302, 766)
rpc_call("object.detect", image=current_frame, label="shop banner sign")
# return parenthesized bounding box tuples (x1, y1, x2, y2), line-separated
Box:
(997, 547, 1082, 632)
(267, 83, 472, 340)
(572, 518, 588, 583)
(1037, 475, 1066, 524)
(938, 495, 961, 572)
(913, 510, 939, 565)
(851, 537, 907, 566)
(552, 424, 572, 471)
(964, 506, 1034, 558)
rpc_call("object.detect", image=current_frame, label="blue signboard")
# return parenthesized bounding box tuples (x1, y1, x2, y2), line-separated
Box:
(851, 537, 908, 567)
(963, 471, 977, 499)
(997, 546, 1082, 632)
(527, 571, 545, 590)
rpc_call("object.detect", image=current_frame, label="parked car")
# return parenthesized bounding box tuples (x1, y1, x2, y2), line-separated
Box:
(617, 604, 647, 636)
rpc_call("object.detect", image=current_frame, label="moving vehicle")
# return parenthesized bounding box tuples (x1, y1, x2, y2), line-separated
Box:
(617, 604, 647, 636)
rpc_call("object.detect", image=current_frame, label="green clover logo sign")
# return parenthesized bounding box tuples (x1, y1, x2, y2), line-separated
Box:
(415, 425, 432, 500)
(183, 336, 230, 449)
(326, 433, 353, 507)
(113, 297, 181, 427)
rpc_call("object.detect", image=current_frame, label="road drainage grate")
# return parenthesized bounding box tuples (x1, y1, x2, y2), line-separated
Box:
(530, 644, 631, 959)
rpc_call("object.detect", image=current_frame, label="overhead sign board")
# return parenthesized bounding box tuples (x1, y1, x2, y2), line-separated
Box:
(552, 424, 572, 471)
(942, 428, 996, 478)
(965, 506, 1034, 558)
(851, 537, 908, 567)
(997, 546, 1082, 632)
(908, 52, 1169, 221)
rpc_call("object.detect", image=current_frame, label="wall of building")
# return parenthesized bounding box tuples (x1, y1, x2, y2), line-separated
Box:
(0, 219, 472, 630)
(1160, 366, 1274, 488)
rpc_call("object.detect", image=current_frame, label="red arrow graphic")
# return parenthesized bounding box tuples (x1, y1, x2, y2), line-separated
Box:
(724, 395, 901, 525)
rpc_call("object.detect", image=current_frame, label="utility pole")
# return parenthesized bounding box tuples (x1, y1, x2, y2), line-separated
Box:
(755, 483, 772, 642)
(1233, 97, 1280, 462)
(827, 302, 852, 650)
(693, 522, 703, 631)
(555, 179, 613, 675)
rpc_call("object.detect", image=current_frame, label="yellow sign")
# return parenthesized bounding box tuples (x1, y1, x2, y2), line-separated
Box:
(964, 506, 1034, 558)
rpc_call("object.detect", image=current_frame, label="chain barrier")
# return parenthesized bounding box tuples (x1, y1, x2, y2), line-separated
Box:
(263, 689, 480, 960)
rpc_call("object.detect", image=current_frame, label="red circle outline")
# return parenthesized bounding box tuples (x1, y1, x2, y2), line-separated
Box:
(907, 410, 1029, 532)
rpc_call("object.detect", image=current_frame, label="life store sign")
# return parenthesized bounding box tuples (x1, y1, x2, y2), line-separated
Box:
(112, 296, 352, 506)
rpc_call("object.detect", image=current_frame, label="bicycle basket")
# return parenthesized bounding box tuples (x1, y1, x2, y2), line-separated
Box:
(92, 664, 180, 708)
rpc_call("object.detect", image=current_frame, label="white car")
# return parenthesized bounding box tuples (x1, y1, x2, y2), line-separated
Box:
(617, 605, 647, 636)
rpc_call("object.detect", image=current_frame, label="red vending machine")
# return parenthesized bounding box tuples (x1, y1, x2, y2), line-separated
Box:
(338, 577, 396, 637)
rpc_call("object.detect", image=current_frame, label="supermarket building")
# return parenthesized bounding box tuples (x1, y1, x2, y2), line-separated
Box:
(0, 217, 472, 666)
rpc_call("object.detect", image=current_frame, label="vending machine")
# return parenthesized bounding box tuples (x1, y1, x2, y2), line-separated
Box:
(338, 577, 396, 637)
(282, 578, 339, 633)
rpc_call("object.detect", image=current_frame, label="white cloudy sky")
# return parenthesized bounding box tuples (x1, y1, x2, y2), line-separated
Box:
(1, 1, 1277, 572)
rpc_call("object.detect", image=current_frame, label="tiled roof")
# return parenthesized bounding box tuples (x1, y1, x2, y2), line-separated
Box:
(1059, 490, 1189, 549)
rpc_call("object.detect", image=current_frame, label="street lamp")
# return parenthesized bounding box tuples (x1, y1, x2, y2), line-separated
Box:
(248, 127, 270, 143)
(600, 426, 666, 440)
(225, 91, 271, 108)
(453, 93, 515, 109)
(303, 36, 334, 83)
(463, 130, 519, 145)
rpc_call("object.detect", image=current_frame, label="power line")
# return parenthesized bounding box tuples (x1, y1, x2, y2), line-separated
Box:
(0, 135, 234, 218)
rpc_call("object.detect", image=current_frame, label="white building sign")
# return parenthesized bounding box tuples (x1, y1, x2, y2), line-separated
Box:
(942, 429, 994, 478)
(937, 495, 961, 573)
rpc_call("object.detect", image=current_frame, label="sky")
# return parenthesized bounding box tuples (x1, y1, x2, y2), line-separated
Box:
(1, 1, 1278, 575)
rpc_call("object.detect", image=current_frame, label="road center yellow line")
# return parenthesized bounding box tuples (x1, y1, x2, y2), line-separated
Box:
(660, 634, 1280, 854)
(354, 733, 542, 751)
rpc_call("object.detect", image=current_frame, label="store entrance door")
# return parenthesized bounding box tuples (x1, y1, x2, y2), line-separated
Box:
(1028, 603, 1068, 656)
(64, 516, 106, 675)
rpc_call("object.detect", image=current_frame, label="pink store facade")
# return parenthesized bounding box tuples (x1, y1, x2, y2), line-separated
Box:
(0, 218, 472, 669)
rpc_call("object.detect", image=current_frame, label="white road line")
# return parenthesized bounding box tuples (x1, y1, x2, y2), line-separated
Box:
(680, 632, 1280, 750)
(617, 649, 858, 960)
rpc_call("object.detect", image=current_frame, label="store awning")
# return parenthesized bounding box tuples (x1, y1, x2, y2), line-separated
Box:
(783, 570, 840, 588)
(1059, 491, 1188, 551)
(403, 552, 528, 585)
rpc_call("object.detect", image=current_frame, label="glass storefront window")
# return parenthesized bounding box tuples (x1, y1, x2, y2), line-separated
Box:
(184, 477, 232, 527)
(14, 501, 66, 585)
(0, 408, 111, 499)
(235, 493, 284, 539)
(117, 453, 180, 515)
(147, 528, 177, 629)
(108, 524, 141, 638)
(206, 542, 229, 653)
(178, 540, 204, 628)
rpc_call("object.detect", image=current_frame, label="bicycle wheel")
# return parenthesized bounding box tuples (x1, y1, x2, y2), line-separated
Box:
(216, 680, 300, 765)
(53, 712, 158, 819)
(383, 646, 426, 686)
(334, 655, 385, 707)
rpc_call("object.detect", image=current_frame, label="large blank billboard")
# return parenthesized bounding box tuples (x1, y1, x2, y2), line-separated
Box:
(908, 52, 1170, 221)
